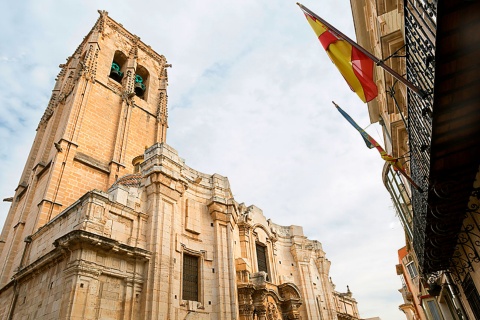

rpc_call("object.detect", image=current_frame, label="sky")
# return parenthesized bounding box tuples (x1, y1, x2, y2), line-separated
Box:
(0, 0, 407, 319)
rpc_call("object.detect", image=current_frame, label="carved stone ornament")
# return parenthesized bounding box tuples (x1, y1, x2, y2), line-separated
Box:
(81, 44, 99, 82)
(267, 302, 281, 320)
(38, 93, 58, 128)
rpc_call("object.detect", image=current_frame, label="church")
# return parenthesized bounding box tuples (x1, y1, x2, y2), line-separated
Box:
(0, 11, 361, 319)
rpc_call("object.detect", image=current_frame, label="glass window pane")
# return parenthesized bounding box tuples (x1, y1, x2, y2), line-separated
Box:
(426, 300, 442, 320)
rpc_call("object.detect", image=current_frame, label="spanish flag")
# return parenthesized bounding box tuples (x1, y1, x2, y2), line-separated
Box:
(334, 102, 421, 191)
(303, 13, 378, 103)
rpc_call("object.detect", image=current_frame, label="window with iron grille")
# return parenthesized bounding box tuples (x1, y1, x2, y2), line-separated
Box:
(256, 243, 268, 274)
(182, 254, 199, 301)
(462, 273, 480, 318)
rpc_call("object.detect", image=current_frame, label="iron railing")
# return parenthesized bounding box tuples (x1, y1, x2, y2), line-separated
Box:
(405, 0, 437, 272)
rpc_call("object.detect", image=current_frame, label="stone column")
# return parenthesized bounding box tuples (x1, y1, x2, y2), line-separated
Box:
(123, 278, 134, 320)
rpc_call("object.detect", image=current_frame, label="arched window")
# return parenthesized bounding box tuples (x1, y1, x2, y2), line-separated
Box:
(110, 51, 127, 83)
(132, 155, 144, 173)
(134, 65, 149, 100)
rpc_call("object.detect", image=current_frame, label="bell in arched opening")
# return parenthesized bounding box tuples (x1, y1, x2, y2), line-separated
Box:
(110, 62, 124, 82)
(134, 74, 146, 97)
(109, 50, 127, 83)
(134, 65, 149, 99)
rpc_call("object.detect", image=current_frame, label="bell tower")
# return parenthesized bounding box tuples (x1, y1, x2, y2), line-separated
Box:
(0, 10, 169, 286)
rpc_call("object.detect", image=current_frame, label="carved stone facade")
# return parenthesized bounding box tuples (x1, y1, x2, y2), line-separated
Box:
(0, 11, 361, 319)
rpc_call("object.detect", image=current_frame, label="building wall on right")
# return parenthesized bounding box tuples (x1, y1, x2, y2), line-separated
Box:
(350, 0, 480, 319)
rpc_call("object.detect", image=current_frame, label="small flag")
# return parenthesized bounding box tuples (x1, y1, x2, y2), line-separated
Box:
(333, 102, 422, 191)
(301, 12, 378, 103)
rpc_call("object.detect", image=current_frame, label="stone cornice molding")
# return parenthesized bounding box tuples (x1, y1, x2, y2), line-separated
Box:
(54, 230, 151, 261)
(208, 199, 238, 226)
(63, 260, 103, 278)
(8, 248, 66, 287)
(95, 11, 167, 66)
(30, 190, 143, 244)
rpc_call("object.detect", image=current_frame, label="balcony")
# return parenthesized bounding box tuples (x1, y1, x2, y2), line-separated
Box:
(408, 0, 480, 274)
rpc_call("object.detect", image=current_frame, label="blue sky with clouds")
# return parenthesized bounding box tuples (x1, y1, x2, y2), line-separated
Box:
(0, 0, 406, 318)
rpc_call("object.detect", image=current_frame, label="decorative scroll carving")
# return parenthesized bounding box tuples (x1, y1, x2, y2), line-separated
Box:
(432, 180, 459, 200)
(448, 187, 480, 283)
(267, 302, 281, 320)
(238, 286, 255, 318)
(407, 0, 436, 274)
(237, 280, 301, 320)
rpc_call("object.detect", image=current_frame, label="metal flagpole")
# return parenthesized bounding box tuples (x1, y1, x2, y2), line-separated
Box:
(332, 101, 423, 192)
(298, 3, 428, 99)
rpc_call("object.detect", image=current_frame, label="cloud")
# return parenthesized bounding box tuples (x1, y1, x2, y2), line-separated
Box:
(0, 1, 407, 319)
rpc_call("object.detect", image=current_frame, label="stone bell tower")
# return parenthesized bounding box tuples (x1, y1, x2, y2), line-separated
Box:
(0, 10, 363, 320)
(0, 10, 169, 287)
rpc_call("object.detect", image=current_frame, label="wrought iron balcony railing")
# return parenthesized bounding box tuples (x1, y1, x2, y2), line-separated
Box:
(405, 0, 437, 273)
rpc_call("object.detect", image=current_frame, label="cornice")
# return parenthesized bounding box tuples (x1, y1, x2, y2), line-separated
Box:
(97, 11, 167, 66)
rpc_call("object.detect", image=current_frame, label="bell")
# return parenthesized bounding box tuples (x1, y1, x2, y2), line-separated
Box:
(134, 74, 146, 97)
(110, 62, 123, 82)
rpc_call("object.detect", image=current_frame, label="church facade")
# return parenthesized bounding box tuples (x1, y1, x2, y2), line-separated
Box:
(0, 11, 360, 320)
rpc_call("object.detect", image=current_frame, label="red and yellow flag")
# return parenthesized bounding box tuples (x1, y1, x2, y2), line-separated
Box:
(304, 13, 378, 103)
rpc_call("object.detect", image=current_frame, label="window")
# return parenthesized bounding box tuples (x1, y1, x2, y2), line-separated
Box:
(134, 65, 149, 99)
(424, 299, 443, 320)
(462, 273, 480, 318)
(182, 254, 199, 301)
(131, 155, 144, 173)
(406, 261, 418, 279)
(256, 243, 268, 278)
(109, 51, 127, 82)
(403, 254, 418, 279)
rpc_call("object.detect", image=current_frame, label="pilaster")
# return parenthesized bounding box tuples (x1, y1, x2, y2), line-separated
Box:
(208, 197, 238, 319)
(141, 143, 185, 319)
(290, 240, 321, 319)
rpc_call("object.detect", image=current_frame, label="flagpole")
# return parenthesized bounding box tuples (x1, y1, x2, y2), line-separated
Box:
(332, 101, 423, 192)
(298, 3, 428, 99)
